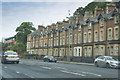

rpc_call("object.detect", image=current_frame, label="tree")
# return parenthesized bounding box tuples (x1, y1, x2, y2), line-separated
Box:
(11, 42, 26, 54)
(1, 42, 9, 52)
(15, 22, 36, 50)
(73, 2, 111, 17)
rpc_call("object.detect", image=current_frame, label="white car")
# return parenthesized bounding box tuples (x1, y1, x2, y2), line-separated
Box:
(94, 56, 120, 69)
(1, 51, 20, 64)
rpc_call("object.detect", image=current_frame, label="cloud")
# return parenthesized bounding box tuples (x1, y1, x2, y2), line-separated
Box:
(1, 2, 91, 40)
(0, 2, 2, 41)
(3, 0, 94, 2)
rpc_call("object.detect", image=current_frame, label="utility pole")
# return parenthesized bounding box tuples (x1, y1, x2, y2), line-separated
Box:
(67, 10, 71, 61)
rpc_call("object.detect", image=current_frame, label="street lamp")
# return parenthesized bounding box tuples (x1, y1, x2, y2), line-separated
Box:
(66, 10, 71, 61)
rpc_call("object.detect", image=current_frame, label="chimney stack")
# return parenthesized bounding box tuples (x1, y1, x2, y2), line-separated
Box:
(38, 25, 45, 31)
(94, 7, 104, 17)
(106, 3, 116, 14)
(84, 11, 93, 20)
(46, 25, 51, 30)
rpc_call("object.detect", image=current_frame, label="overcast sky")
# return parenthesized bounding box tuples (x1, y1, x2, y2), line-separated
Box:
(1, 0, 117, 41)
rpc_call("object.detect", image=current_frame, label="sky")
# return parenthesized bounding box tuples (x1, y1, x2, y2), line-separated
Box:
(0, 0, 117, 41)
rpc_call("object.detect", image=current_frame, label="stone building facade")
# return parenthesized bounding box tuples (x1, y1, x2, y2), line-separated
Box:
(27, 4, 120, 61)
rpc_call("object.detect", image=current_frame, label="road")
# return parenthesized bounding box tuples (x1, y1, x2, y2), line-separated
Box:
(1, 59, 119, 79)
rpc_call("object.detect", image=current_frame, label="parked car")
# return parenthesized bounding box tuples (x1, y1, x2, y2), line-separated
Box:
(1, 51, 20, 64)
(43, 56, 57, 62)
(40, 55, 45, 60)
(94, 56, 120, 69)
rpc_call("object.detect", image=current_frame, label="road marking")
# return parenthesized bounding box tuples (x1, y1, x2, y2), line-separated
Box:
(41, 67, 51, 70)
(61, 70, 86, 76)
(24, 74, 34, 78)
(16, 71, 20, 74)
(4, 66, 7, 68)
(78, 71, 102, 77)
(55, 66, 67, 70)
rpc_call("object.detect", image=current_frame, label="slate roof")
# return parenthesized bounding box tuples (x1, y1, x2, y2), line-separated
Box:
(28, 8, 120, 37)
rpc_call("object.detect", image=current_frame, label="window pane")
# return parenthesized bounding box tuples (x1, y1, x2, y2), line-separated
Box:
(101, 47, 103, 55)
(96, 47, 99, 56)
(95, 32, 98, 42)
(89, 48, 91, 57)
(111, 46, 113, 55)
(115, 28, 118, 40)
(109, 29, 111, 40)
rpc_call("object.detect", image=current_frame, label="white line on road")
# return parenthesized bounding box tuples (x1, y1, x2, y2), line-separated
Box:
(16, 71, 20, 74)
(61, 70, 86, 76)
(24, 74, 34, 78)
(41, 67, 51, 70)
(4, 66, 7, 68)
(55, 66, 67, 70)
(78, 71, 102, 77)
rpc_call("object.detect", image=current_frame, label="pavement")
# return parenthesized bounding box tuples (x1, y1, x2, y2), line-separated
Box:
(23, 58, 94, 66)
(57, 61, 94, 66)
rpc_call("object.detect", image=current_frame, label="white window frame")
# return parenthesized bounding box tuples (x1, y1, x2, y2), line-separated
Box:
(111, 46, 113, 55)
(100, 30, 103, 41)
(74, 34, 77, 44)
(84, 34, 86, 43)
(51, 33, 53, 37)
(85, 48, 87, 57)
(63, 31, 64, 35)
(60, 38, 62, 45)
(75, 48, 77, 56)
(51, 39, 52, 46)
(101, 47, 103, 55)
(57, 38, 58, 46)
(60, 49, 61, 56)
(62, 49, 64, 56)
(78, 34, 81, 44)
(70, 36, 72, 44)
(101, 19, 104, 26)
(79, 48, 80, 56)
(88, 32, 91, 42)
(95, 31, 98, 42)
(89, 22, 91, 29)
(79, 25, 81, 31)
(89, 48, 91, 57)
(70, 28, 72, 34)
(96, 47, 99, 56)
(115, 15, 119, 23)
(56, 50, 58, 56)
(63, 38, 65, 45)
(115, 28, 118, 40)
(57, 32, 59, 36)
(54, 38, 56, 46)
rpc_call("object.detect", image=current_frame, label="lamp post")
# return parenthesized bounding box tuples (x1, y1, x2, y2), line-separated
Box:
(67, 28, 70, 61)
(67, 10, 71, 61)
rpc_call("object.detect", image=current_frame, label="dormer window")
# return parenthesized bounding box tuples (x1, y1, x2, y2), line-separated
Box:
(33, 36, 35, 40)
(51, 33, 53, 37)
(46, 35, 48, 38)
(57, 32, 59, 36)
(63, 31, 64, 35)
(115, 15, 119, 23)
(62, 26, 64, 29)
(78, 25, 81, 31)
(89, 23, 91, 29)
(41, 35, 43, 39)
(100, 19, 104, 27)
(70, 28, 72, 34)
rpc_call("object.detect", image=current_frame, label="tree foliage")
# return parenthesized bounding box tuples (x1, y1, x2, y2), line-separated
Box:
(14, 22, 36, 52)
(15, 22, 36, 44)
(1, 42, 10, 52)
(73, 2, 115, 17)
(11, 42, 26, 53)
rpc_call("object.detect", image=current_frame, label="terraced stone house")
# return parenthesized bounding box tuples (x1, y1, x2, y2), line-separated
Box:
(27, 3, 120, 62)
